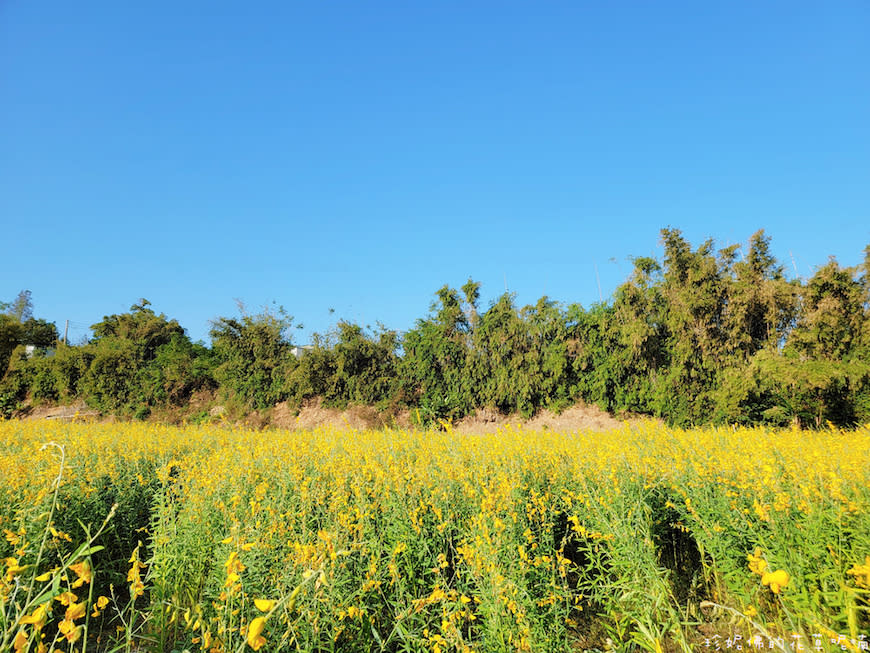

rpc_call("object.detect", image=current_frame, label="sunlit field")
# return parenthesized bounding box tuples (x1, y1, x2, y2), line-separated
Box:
(1, 420, 868, 653)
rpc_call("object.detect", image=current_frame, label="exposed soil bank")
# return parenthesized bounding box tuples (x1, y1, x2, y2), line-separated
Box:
(17, 395, 654, 433)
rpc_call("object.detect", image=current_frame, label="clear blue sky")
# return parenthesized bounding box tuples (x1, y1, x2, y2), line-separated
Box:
(2, 1, 868, 345)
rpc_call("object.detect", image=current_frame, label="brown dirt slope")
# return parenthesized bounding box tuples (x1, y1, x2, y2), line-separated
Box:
(17, 395, 650, 433)
(273, 399, 650, 433)
(21, 400, 100, 422)
(453, 402, 653, 434)
(271, 398, 413, 431)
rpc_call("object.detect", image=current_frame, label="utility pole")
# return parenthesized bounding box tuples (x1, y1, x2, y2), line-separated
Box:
(63, 319, 69, 345)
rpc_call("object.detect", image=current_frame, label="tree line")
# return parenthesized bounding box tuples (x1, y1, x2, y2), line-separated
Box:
(2, 229, 869, 427)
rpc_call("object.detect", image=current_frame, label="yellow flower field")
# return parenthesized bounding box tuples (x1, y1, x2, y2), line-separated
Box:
(1, 420, 868, 652)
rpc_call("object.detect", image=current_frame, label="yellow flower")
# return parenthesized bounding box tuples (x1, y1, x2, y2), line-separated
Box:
(246, 616, 267, 650)
(744, 605, 757, 617)
(66, 601, 87, 621)
(4, 557, 27, 582)
(254, 599, 276, 612)
(13, 630, 28, 653)
(127, 546, 146, 598)
(49, 527, 72, 542)
(847, 556, 870, 588)
(20, 603, 49, 630)
(224, 551, 245, 574)
(69, 560, 92, 588)
(55, 591, 78, 606)
(58, 618, 82, 643)
(761, 569, 790, 594)
(130, 576, 145, 598)
(4, 529, 23, 547)
(746, 548, 767, 575)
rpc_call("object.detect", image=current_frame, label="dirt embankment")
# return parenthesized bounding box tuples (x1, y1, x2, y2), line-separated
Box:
(453, 403, 652, 434)
(19, 400, 101, 422)
(18, 395, 652, 433)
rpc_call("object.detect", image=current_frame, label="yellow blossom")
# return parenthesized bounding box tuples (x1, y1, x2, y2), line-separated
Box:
(13, 630, 28, 653)
(847, 556, 870, 588)
(20, 603, 50, 630)
(254, 598, 275, 612)
(58, 618, 82, 643)
(246, 616, 267, 650)
(55, 591, 78, 606)
(92, 595, 110, 617)
(66, 601, 87, 621)
(4, 529, 23, 546)
(761, 569, 790, 594)
(69, 560, 93, 587)
(4, 557, 27, 582)
(747, 548, 767, 576)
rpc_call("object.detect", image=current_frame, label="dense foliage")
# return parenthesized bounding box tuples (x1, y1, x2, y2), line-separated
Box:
(2, 229, 869, 427)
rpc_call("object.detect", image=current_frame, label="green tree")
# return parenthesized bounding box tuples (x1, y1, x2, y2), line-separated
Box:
(91, 299, 185, 360)
(210, 306, 296, 409)
(5, 290, 33, 322)
(291, 321, 400, 407)
(604, 256, 668, 415)
(652, 229, 736, 424)
(400, 284, 475, 422)
(0, 315, 23, 378)
(0, 291, 57, 377)
(725, 230, 799, 360)
(81, 300, 206, 415)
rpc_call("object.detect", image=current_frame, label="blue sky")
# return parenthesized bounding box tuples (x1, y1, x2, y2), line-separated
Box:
(2, 1, 868, 345)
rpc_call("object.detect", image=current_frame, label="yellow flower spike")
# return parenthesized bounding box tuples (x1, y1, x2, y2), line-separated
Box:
(246, 616, 267, 650)
(254, 599, 276, 612)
